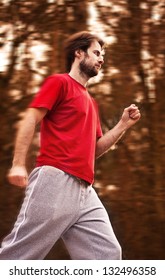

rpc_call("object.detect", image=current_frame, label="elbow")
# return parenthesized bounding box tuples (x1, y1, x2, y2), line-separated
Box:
(95, 141, 104, 159)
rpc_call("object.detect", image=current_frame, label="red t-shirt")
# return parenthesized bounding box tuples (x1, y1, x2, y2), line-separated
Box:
(29, 73, 102, 184)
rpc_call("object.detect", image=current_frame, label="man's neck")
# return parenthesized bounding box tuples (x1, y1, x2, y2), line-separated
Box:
(68, 68, 89, 87)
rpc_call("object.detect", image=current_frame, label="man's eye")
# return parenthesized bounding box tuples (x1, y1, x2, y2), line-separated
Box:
(94, 51, 100, 56)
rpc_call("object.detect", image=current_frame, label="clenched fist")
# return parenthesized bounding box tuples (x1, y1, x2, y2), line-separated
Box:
(120, 104, 141, 129)
(7, 165, 28, 188)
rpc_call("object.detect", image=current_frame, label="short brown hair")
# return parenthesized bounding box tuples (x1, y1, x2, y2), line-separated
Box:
(64, 31, 105, 72)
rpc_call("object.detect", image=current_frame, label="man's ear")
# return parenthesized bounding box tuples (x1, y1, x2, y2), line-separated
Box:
(75, 49, 83, 58)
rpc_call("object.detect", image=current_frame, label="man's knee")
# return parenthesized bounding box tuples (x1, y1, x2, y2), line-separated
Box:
(113, 242, 122, 259)
(105, 239, 122, 260)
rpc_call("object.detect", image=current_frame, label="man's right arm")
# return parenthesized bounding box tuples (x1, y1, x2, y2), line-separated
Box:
(7, 107, 48, 188)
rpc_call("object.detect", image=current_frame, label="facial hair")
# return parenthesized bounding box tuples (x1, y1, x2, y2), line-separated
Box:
(79, 57, 98, 78)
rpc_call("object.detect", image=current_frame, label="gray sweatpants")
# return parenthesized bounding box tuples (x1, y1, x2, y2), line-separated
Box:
(0, 166, 121, 260)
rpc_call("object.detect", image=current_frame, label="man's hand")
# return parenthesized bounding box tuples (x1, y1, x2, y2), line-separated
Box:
(120, 104, 141, 129)
(7, 166, 28, 188)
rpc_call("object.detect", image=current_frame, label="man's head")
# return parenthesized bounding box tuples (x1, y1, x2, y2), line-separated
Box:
(64, 31, 105, 75)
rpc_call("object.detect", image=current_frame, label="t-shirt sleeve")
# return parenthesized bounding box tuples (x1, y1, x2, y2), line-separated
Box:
(29, 76, 64, 110)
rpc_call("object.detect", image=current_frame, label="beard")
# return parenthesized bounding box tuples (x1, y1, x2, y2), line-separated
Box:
(79, 57, 99, 78)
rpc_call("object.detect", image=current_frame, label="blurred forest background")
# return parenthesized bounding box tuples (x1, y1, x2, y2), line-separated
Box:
(0, 0, 165, 260)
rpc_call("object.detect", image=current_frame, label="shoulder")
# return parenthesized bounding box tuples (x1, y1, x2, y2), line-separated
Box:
(40, 73, 69, 92)
(46, 73, 69, 84)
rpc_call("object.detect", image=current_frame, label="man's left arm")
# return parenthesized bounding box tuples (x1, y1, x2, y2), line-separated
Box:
(95, 104, 141, 158)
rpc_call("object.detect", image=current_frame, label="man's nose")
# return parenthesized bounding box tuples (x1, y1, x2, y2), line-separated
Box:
(99, 55, 104, 65)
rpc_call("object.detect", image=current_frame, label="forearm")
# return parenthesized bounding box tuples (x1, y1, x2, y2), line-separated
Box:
(95, 120, 126, 158)
(12, 108, 48, 167)
(12, 114, 37, 166)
